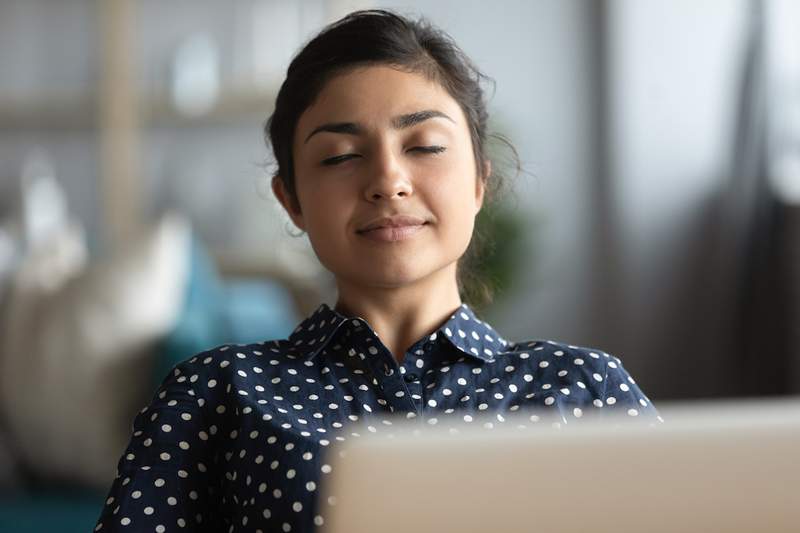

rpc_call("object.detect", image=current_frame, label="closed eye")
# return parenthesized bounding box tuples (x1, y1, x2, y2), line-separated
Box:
(321, 154, 359, 166)
(410, 145, 447, 155)
(321, 146, 446, 166)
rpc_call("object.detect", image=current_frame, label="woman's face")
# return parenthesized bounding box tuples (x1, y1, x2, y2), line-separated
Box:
(273, 65, 487, 292)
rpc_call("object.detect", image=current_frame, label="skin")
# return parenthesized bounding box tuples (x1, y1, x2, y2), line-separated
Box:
(272, 64, 489, 364)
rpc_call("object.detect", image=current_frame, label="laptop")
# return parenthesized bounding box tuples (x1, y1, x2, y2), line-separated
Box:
(318, 398, 800, 533)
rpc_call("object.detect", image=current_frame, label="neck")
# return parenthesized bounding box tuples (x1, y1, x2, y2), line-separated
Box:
(333, 264, 462, 364)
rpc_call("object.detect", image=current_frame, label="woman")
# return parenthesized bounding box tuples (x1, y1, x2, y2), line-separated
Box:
(94, 9, 661, 533)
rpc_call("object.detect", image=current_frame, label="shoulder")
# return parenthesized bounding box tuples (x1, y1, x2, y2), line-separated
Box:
(501, 338, 661, 421)
(157, 338, 303, 395)
(502, 338, 619, 378)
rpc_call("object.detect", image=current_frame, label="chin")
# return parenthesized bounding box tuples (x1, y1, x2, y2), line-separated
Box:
(364, 266, 425, 288)
(357, 259, 457, 290)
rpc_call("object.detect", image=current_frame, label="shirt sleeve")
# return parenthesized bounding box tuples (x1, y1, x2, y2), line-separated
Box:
(600, 356, 663, 424)
(93, 358, 222, 532)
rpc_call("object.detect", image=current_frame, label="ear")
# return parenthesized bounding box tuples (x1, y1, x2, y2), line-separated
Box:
(271, 176, 306, 231)
(475, 160, 491, 214)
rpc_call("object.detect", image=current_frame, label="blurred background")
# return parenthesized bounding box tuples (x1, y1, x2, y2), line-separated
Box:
(0, 0, 798, 530)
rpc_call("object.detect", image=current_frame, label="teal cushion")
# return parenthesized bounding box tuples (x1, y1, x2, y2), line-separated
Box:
(152, 234, 298, 391)
(0, 489, 105, 533)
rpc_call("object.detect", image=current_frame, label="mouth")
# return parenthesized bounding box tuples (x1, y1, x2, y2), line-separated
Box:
(356, 217, 429, 243)
(357, 224, 427, 242)
(356, 215, 429, 233)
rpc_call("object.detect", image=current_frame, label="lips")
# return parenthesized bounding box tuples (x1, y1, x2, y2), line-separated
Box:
(356, 215, 428, 233)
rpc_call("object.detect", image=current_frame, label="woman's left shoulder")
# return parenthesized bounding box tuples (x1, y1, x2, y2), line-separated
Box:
(500, 338, 625, 374)
(499, 338, 662, 422)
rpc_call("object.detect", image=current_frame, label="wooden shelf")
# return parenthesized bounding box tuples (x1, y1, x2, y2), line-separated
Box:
(0, 86, 278, 131)
(0, 92, 96, 130)
(142, 87, 278, 127)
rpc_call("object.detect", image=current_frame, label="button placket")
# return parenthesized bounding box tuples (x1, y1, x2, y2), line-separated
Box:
(364, 343, 417, 414)
(400, 350, 425, 411)
(402, 372, 423, 411)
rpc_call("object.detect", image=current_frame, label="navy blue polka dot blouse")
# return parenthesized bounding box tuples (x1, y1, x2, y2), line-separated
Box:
(94, 302, 662, 532)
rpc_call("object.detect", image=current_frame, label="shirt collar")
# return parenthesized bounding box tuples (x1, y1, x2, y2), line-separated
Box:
(291, 302, 510, 363)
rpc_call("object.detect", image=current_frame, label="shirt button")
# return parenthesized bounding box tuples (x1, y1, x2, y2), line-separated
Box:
(404, 373, 419, 383)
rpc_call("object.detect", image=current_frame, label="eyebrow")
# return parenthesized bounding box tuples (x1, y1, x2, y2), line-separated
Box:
(303, 109, 454, 144)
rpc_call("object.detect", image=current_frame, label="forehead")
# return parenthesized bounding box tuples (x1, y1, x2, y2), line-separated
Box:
(295, 65, 465, 139)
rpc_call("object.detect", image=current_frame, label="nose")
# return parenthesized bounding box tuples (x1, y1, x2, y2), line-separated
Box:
(363, 147, 413, 202)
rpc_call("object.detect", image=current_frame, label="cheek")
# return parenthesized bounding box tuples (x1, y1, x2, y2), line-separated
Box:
(296, 183, 353, 238)
(428, 185, 479, 251)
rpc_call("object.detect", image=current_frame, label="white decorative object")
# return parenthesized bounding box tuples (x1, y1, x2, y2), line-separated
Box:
(171, 33, 220, 116)
(20, 148, 68, 254)
(0, 212, 191, 489)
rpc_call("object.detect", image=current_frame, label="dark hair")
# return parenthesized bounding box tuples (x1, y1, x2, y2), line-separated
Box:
(265, 9, 518, 308)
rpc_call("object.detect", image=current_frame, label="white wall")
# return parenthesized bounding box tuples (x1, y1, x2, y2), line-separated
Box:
(603, 0, 748, 397)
